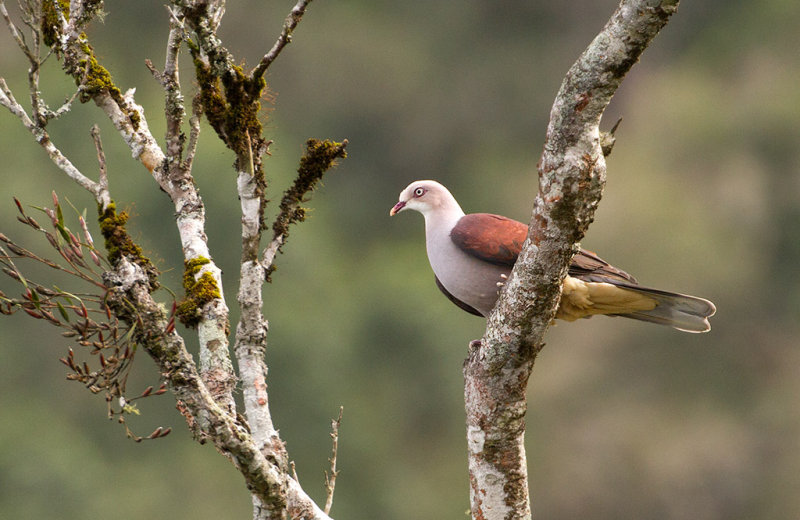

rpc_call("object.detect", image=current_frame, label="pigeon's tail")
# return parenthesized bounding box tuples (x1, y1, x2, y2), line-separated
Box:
(558, 276, 716, 333)
(610, 284, 717, 333)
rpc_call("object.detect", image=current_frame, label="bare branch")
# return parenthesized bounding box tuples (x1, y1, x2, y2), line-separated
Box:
(0, 78, 108, 205)
(464, 1, 680, 519)
(48, 65, 89, 120)
(323, 407, 343, 515)
(89, 125, 111, 209)
(252, 0, 312, 79)
(161, 9, 188, 168)
(24, 1, 43, 125)
(234, 132, 290, 520)
(184, 93, 202, 172)
(0, 0, 35, 61)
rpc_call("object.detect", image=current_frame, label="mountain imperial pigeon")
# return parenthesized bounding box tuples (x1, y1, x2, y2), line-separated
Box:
(390, 180, 716, 332)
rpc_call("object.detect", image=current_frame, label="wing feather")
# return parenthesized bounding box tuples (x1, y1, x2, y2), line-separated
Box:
(444, 213, 714, 331)
(450, 214, 639, 286)
(449, 213, 527, 266)
(568, 249, 639, 285)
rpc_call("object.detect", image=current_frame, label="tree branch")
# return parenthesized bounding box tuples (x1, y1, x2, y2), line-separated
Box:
(3, 2, 340, 518)
(252, 0, 312, 79)
(235, 135, 344, 518)
(262, 138, 347, 278)
(323, 407, 343, 515)
(0, 78, 109, 207)
(99, 254, 288, 511)
(464, 1, 680, 519)
(148, 7, 238, 416)
(89, 124, 110, 207)
(234, 135, 291, 520)
(179, 2, 341, 517)
(0, 0, 35, 62)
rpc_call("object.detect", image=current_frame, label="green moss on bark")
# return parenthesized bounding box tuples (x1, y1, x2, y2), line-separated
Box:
(41, 0, 71, 47)
(40, 2, 140, 130)
(191, 52, 266, 164)
(265, 139, 347, 281)
(175, 257, 221, 328)
(97, 202, 159, 289)
(272, 138, 347, 235)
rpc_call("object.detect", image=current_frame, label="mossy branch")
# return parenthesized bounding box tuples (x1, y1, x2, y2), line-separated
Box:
(41, 0, 70, 48)
(263, 138, 347, 281)
(189, 41, 270, 231)
(175, 256, 221, 328)
(275, 139, 348, 231)
(41, 1, 140, 130)
(97, 201, 159, 290)
(191, 50, 266, 162)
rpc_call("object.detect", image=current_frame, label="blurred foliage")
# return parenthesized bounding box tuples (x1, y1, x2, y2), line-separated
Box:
(1, 0, 799, 519)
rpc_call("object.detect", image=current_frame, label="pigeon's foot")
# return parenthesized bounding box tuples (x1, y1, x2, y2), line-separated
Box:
(496, 273, 508, 294)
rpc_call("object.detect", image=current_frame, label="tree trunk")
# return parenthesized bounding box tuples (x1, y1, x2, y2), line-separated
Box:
(464, 1, 680, 518)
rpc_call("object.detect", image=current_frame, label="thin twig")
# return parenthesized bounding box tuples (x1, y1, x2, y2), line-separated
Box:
(18, 0, 35, 30)
(144, 58, 162, 82)
(0, 77, 30, 121)
(48, 61, 90, 120)
(162, 9, 187, 169)
(251, 0, 311, 78)
(0, 0, 34, 61)
(323, 406, 343, 515)
(25, 0, 43, 126)
(184, 93, 202, 172)
(90, 125, 110, 208)
(0, 79, 107, 204)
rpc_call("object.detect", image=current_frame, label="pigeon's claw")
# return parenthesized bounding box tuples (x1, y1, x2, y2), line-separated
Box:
(496, 273, 508, 292)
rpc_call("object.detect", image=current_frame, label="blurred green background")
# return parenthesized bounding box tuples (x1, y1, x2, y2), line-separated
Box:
(1, 1, 799, 519)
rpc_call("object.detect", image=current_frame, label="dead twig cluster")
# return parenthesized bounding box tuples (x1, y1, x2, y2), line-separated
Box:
(0, 194, 171, 441)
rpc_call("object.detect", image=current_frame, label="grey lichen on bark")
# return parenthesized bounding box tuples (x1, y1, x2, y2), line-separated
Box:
(463, 1, 680, 519)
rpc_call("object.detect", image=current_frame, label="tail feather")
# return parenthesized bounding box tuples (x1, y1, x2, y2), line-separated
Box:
(610, 283, 716, 333)
(559, 276, 716, 333)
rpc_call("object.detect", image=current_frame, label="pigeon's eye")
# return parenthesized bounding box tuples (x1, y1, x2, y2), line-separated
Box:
(413, 187, 425, 197)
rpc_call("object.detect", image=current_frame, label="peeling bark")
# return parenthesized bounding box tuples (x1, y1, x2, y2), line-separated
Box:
(464, 1, 680, 519)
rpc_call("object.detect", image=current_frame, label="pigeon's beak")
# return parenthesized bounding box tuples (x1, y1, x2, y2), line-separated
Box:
(389, 200, 406, 216)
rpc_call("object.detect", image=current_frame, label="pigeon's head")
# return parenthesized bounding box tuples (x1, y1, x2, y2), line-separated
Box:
(390, 180, 460, 218)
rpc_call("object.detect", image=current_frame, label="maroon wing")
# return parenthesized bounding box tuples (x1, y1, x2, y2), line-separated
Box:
(451, 213, 640, 285)
(449, 213, 527, 266)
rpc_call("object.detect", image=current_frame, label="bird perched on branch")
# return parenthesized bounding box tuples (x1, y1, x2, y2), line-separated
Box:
(390, 180, 716, 332)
